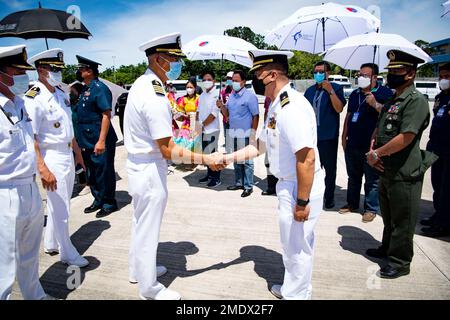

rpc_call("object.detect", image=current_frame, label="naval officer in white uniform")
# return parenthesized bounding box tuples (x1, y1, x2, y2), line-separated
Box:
(24, 49, 89, 268)
(218, 50, 325, 300)
(124, 33, 219, 300)
(0, 45, 50, 300)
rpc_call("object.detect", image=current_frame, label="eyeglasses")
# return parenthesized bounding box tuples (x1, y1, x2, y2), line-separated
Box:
(357, 73, 372, 78)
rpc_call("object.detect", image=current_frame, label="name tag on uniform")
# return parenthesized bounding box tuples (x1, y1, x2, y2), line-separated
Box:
(351, 112, 360, 123)
(437, 108, 445, 117)
(9, 128, 25, 149)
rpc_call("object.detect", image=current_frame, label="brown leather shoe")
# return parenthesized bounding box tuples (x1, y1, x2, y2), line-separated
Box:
(362, 212, 376, 223)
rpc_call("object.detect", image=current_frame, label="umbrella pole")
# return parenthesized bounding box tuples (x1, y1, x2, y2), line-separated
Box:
(321, 18, 326, 52)
(220, 54, 224, 101)
(45, 38, 49, 50)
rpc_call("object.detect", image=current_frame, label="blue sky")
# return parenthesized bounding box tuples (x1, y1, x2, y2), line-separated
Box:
(0, 0, 449, 71)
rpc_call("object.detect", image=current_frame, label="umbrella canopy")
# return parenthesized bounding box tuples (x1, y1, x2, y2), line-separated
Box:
(182, 35, 257, 68)
(443, 1, 450, 18)
(265, 2, 380, 54)
(0, 5, 91, 49)
(323, 33, 433, 72)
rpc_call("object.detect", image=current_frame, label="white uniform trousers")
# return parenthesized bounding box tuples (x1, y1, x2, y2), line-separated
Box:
(0, 180, 46, 300)
(42, 147, 79, 262)
(127, 155, 168, 298)
(276, 179, 323, 300)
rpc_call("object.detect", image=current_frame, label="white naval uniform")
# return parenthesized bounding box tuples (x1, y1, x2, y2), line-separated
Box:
(0, 93, 46, 300)
(124, 69, 173, 298)
(24, 82, 81, 263)
(259, 84, 325, 300)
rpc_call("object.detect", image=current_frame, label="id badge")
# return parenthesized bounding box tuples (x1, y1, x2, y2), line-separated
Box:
(351, 112, 360, 123)
(9, 128, 25, 150)
(437, 108, 445, 117)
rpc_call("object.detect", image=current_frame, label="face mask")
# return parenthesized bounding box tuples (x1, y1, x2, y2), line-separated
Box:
(358, 76, 371, 89)
(252, 72, 273, 96)
(76, 70, 84, 82)
(165, 61, 182, 81)
(439, 79, 450, 91)
(186, 88, 195, 95)
(314, 72, 326, 84)
(47, 71, 63, 87)
(1, 71, 30, 96)
(387, 73, 408, 89)
(226, 79, 232, 86)
(232, 82, 242, 92)
(203, 81, 214, 90)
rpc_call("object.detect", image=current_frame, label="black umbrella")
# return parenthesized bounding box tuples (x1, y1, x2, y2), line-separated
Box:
(0, 2, 91, 49)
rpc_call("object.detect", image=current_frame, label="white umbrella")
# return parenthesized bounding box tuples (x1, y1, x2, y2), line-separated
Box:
(265, 2, 380, 54)
(323, 33, 432, 72)
(443, 1, 450, 18)
(182, 35, 257, 68)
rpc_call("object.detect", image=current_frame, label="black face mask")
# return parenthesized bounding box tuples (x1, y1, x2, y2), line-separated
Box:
(252, 72, 272, 96)
(76, 70, 84, 83)
(387, 73, 408, 89)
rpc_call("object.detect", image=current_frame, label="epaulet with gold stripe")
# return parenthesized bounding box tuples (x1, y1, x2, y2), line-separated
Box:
(152, 80, 165, 96)
(25, 86, 40, 99)
(280, 91, 290, 108)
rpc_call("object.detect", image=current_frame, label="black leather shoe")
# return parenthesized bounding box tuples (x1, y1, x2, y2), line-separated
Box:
(366, 247, 387, 259)
(227, 185, 244, 191)
(379, 265, 410, 279)
(96, 206, 118, 218)
(324, 201, 335, 209)
(241, 189, 253, 198)
(84, 204, 101, 214)
(261, 189, 276, 196)
(420, 217, 436, 227)
(421, 225, 450, 238)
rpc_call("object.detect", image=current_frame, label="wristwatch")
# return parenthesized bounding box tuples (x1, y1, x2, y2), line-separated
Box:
(297, 198, 310, 207)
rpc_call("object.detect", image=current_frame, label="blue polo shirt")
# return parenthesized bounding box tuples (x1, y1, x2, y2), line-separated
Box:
(427, 91, 450, 156)
(227, 87, 259, 138)
(304, 82, 346, 141)
(346, 85, 394, 150)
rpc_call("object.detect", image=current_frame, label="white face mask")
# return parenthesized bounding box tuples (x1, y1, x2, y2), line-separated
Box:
(47, 71, 63, 87)
(358, 76, 371, 89)
(203, 81, 214, 90)
(186, 88, 195, 95)
(0, 71, 30, 96)
(439, 79, 450, 91)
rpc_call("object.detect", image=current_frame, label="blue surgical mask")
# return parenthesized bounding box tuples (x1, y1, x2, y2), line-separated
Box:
(0, 71, 30, 96)
(232, 82, 242, 92)
(166, 61, 182, 81)
(314, 72, 326, 84)
(226, 79, 232, 86)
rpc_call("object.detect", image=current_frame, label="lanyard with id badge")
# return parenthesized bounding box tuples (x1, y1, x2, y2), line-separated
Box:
(436, 102, 449, 118)
(1, 105, 27, 151)
(352, 88, 377, 123)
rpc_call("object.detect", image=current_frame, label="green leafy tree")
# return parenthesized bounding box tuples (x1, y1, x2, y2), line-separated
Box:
(62, 64, 78, 84)
(414, 40, 435, 78)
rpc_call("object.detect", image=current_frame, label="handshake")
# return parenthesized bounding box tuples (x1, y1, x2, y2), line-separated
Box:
(204, 152, 233, 171)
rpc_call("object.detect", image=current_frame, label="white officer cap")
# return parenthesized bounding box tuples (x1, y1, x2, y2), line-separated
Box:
(139, 32, 186, 58)
(248, 49, 294, 72)
(226, 71, 234, 78)
(0, 44, 34, 70)
(28, 48, 65, 69)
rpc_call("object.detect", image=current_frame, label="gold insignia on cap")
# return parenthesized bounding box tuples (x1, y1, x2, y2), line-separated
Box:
(58, 52, 64, 62)
(388, 50, 396, 61)
(23, 49, 27, 62)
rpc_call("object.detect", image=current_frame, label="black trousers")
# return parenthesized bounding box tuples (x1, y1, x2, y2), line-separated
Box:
(318, 138, 338, 204)
(202, 131, 221, 181)
(431, 155, 450, 229)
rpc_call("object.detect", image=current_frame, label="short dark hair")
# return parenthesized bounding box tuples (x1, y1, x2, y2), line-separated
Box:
(233, 70, 246, 81)
(71, 82, 84, 95)
(187, 77, 197, 88)
(360, 63, 379, 75)
(314, 61, 331, 72)
(439, 63, 450, 72)
(201, 70, 215, 79)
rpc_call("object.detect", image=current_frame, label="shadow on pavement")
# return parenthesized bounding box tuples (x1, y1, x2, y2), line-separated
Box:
(115, 190, 132, 210)
(40, 220, 111, 299)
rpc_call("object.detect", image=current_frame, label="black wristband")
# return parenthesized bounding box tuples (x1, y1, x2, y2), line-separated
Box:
(297, 198, 310, 207)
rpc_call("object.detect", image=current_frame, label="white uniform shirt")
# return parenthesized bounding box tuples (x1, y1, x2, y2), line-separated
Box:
(197, 89, 220, 134)
(259, 84, 325, 198)
(0, 93, 37, 182)
(24, 82, 74, 147)
(124, 69, 172, 158)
